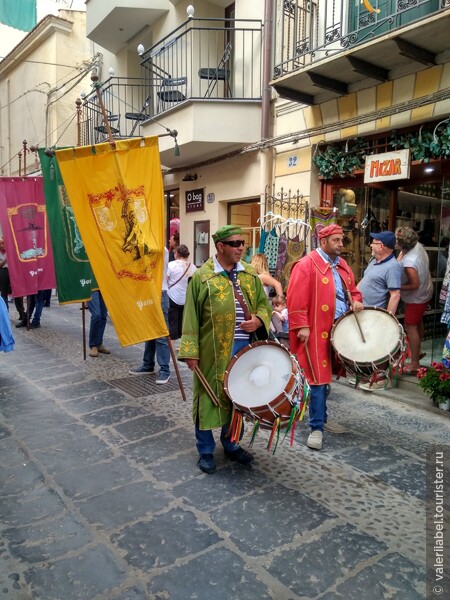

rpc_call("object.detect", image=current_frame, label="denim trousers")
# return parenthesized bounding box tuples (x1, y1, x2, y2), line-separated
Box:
(195, 336, 250, 456)
(142, 291, 170, 376)
(309, 384, 328, 432)
(28, 291, 45, 325)
(88, 291, 108, 348)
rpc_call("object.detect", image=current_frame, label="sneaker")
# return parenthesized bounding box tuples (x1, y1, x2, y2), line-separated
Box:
(359, 380, 389, 392)
(224, 447, 254, 465)
(89, 346, 99, 358)
(156, 373, 170, 384)
(197, 454, 216, 474)
(98, 345, 111, 354)
(307, 430, 323, 450)
(15, 320, 27, 328)
(128, 366, 155, 375)
(30, 322, 41, 329)
(324, 421, 347, 434)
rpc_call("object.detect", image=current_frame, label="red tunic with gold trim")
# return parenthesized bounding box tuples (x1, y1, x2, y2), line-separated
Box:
(287, 250, 362, 385)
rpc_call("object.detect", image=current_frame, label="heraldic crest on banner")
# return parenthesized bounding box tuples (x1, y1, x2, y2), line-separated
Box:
(58, 184, 90, 262)
(89, 182, 157, 281)
(8, 203, 49, 261)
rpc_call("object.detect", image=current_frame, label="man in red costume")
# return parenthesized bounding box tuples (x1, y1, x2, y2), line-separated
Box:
(287, 224, 363, 450)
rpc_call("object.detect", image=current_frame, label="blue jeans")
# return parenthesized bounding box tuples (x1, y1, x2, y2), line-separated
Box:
(29, 291, 44, 325)
(88, 291, 108, 348)
(309, 384, 327, 432)
(195, 336, 250, 456)
(142, 291, 170, 376)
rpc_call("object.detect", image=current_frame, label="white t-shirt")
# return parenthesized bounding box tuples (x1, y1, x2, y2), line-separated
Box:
(167, 259, 197, 305)
(399, 242, 433, 304)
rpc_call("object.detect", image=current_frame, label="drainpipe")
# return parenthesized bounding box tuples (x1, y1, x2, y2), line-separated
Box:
(260, 0, 274, 218)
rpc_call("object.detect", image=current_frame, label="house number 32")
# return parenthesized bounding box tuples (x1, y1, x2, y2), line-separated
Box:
(287, 156, 298, 168)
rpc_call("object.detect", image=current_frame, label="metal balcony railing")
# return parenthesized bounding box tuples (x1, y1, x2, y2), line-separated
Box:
(80, 77, 150, 144)
(140, 17, 263, 118)
(273, 0, 446, 78)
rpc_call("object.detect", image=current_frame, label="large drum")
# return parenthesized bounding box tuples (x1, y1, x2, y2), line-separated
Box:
(331, 307, 407, 379)
(223, 340, 307, 431)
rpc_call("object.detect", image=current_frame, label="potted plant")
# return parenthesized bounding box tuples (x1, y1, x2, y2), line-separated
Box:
(416, 363, 450, 410)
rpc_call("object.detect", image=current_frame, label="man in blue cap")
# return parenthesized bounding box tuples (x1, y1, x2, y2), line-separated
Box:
(357, 230, 404, 391)
(358, 231, 403, 315)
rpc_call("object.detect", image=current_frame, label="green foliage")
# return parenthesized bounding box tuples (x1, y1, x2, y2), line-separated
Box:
(314, 118, 450, 179)
(312, 138, 368, 179)
(417, 362, 450, 404)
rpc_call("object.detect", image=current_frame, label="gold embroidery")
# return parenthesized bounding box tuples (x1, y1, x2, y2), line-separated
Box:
(322, 277, 329, 284)
(321, 331, 328, 339)
(321, 304, 329, 312)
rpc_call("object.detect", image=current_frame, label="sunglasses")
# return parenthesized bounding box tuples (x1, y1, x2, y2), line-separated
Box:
(220, 240, 245, 248)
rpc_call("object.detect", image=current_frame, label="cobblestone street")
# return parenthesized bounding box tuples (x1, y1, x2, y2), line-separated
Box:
(0, 302, 449, 599)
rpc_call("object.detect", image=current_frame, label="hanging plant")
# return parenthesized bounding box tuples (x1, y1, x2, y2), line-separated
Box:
(313, 138, 368, 179)
(390, 117, 450, 161)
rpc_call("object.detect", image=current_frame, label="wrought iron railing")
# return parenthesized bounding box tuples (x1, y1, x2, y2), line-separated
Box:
(140, 17, 263, 118)
(273, 0, 446, 78)
(80, 77, 149, 144)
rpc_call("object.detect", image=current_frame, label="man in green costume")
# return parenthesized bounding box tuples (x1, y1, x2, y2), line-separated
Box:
(179, 225, 272, 474)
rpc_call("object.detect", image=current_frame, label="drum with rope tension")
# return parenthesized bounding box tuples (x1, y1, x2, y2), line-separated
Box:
(331, 307, 407, 382)
(223, 340, 309, 450)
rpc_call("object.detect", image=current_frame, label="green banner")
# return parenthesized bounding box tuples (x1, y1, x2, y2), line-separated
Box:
(0, 0, 36, 32)
(39, 149, 97, 304)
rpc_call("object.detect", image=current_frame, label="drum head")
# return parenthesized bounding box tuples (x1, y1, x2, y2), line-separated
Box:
(225, 342, 293, 408)
(332, 308, 400, 364)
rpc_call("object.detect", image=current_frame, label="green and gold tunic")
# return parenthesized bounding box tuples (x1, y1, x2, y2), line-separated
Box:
(178, 258, 272, 430)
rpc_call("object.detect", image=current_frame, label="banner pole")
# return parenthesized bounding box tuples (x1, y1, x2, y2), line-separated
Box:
(167, 337, 186, 402)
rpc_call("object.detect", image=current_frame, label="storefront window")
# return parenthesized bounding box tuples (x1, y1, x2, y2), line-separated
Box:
(228, 199, 261, 262)
(328, 176, 449, 363)
(193, 220, 210, 267)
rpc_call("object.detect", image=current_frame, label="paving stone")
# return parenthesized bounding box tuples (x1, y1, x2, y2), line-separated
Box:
(172, 464, 271, 510)
(25, 545, 126, 600)
(372, 459, 427, 500)
(266, 523, 387, 597)
(121, 428, 193, 465)
(113, 414, 177, 441)
(149, 452, 207, 486)
(0, 437, 30, 467)
(35, 371, 93, 388)
(210, 484, 338, 557)
(64, 389, 130, 414)
(77, 481, 172, 529)
(33, 436, 113, 474)
(51, 380, 115, 401)
(21, 364, 80, 383)
(80, 404, 148, 427)
(335, 442, 409, 473)
(0, 423, 11, 440)
(147, 546, 275, 600)
(0, 461, 44, 496)
(54, 457, 143, 500)
(1, 487, 65, 527)
(114, 586, 148, 600)
(4, 515, 93, 563)
(320, 552, 426, 600)
(22, 423, 92, 450)
(111, 508, 221, 570)
(10, 410, 78, 437)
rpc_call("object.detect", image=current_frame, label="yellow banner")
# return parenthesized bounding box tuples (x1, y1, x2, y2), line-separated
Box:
(56, 137, 168, 347)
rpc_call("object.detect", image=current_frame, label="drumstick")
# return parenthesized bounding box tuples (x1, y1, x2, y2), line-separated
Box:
(304, 343, 318, 384)
(194, 365, 221, 407)
(345, 289, 366, 343)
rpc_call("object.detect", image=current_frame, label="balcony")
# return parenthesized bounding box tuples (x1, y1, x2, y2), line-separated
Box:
(85, 0, 171, 54)
(272, 0, 450, 105)
(139, 17, 263, 168)
(81, 18, 263, 169)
